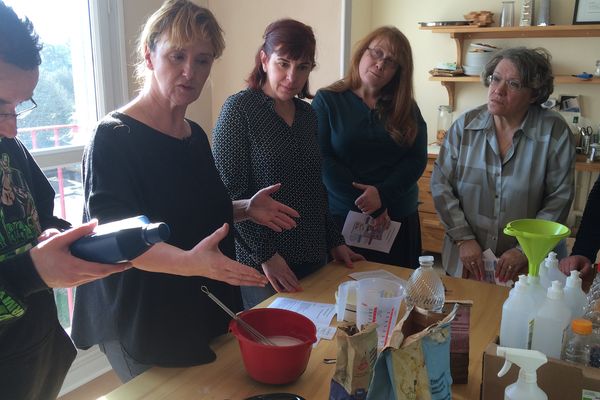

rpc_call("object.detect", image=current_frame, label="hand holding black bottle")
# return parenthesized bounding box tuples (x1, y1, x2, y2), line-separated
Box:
(69, 215, 170, 263)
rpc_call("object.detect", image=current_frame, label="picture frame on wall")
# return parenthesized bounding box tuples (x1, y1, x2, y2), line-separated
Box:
(573, 0, 600, 24)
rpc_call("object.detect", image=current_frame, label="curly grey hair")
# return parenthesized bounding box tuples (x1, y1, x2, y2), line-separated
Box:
(482, 47, 553, 106)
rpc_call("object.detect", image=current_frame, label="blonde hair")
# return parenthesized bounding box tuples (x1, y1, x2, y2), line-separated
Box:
(134, 0, 224, 87)
(326, 26, 417, 146)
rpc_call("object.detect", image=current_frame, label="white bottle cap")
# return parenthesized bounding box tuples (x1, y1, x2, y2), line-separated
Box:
(419, 255, 434, 263)
(566, 270, 582, 288)
(545, 252, 558, 268)
(517, 274, 529, 285)
(546, 280, 564, 300)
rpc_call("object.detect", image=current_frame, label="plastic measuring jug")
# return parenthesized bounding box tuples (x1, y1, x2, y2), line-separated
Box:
(336, 281, 358, 322)
(356, 278, 405, 348)
(503, 219, 570, 277)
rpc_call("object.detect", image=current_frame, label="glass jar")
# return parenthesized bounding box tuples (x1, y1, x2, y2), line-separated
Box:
(500, 1, 515, 27)
(595, 60, 600, 78)
(436, 105, 453, 145)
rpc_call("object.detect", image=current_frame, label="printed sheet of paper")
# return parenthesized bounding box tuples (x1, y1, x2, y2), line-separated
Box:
(341, 211, 400, 253)
(268, 297, 337, 341)
(482, 248, 512, 287)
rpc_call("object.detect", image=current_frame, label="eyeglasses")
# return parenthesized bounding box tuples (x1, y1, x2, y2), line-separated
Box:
(0, 98, 37, 121)
(366, 47, 398, 69)
(486, 74, 524, 91)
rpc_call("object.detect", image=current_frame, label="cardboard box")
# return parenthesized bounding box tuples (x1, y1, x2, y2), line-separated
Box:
(482, 340, 600, 400)
(447, 301, 472, 384)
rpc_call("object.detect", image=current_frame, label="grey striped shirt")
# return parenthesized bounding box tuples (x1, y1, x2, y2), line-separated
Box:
(431, 104, 575, 277)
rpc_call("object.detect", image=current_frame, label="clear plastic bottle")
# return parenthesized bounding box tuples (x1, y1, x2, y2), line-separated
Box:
(583, 264, 600, 332)
(561, 318, 592, 365)
(531, 281, 572, 358)
(565, 270, 587, 318)
(500, 278, 536, 349)
(540, 252, 566, 289)
(527, 275, 547, 306)
(406, 255, 445, 312)
(594, 60, 600, 78)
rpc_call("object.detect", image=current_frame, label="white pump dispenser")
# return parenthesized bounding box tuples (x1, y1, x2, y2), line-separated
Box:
(540, 252, 566, 289)
(565, 270, 587, 318)
(497, 346, 548, 400)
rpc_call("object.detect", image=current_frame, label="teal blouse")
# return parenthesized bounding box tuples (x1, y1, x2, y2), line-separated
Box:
(312, 89, 428, 220)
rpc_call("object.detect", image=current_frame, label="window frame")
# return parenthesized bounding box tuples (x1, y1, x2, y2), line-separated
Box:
(34, 0, 130, 395)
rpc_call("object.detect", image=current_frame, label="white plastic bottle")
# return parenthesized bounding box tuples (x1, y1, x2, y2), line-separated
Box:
(500, 279, 536, 349)
(527, 275, 547, 305)
(405, 255, 445, 312)
(531, 281, 573, 358)
(497, 347, 548, 400)
(565, 271, 587, 318)
(561, 318, 592, 366)
(539, 252, 566, 289)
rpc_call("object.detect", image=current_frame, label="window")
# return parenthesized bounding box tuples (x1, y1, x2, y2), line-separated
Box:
(4, 0, 128, 394)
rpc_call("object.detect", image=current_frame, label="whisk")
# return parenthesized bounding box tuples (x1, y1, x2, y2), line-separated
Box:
(201, 286, 276, 346)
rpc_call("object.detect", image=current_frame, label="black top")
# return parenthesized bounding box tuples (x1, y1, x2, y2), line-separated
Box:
(212, 89, 344, 269)
(0, 137, 75, 400)
(71, 112, 240, 366)
(572, 174, 600, 263)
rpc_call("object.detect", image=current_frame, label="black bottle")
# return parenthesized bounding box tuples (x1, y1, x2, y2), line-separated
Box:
(70, 215, 170, 263)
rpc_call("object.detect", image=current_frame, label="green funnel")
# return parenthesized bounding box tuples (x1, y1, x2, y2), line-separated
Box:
(503, 219, 570, 277)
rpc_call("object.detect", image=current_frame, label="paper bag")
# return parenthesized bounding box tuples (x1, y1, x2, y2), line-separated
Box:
(329, 322, 378, 400)
(366, 304, 459, 400)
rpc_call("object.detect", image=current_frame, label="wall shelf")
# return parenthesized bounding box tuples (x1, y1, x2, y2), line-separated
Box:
(421, 24, 600, 108)
(429, 76, 600, 109)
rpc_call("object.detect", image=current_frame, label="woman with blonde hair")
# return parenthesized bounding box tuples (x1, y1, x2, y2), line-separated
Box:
(312, 26, 427, 268)
(72, 0, 298, 382)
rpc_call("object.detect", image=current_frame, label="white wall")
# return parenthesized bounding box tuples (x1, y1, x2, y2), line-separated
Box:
(122, 0, 599, 144)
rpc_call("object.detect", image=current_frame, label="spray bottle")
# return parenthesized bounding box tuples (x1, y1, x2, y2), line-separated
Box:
(497, 346, 548, 400)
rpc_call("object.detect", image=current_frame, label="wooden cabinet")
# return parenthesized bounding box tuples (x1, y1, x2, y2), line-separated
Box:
(419, 24, 600, 109)
(418, 154, 445, 253)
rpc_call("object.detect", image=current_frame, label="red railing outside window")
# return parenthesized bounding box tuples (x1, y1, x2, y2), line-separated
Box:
(18, 124, 82, 330)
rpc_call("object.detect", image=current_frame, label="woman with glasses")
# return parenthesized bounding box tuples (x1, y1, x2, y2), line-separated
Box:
(431, 47, 575, 282)
(311, 26, 427, 268)
(212, 19, 363, 309)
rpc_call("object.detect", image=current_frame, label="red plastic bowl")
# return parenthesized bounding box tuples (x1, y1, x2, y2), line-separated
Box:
(229, 308, 317, 384)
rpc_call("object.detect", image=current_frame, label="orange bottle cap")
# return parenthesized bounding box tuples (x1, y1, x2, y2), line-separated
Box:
(572, 318, 593, 335)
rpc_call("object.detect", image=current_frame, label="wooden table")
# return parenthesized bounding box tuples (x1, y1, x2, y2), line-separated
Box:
(104, 261, 509, 400)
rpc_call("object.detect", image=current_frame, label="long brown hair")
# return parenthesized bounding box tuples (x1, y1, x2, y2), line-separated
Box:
(326, 26, 416, 145)
(246, 19, 316, 99)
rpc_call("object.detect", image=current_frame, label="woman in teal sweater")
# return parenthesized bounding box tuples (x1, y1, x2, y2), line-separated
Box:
(312, 26, 427, 268)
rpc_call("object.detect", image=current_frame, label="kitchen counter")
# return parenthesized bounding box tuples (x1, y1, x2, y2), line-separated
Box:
(104, 261, 510, 400)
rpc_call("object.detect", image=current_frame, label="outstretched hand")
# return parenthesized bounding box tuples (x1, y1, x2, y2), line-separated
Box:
(261, 253, 302, 292)
(184, 223, 268, 287)
(247, 183, 300, 232)
(352, 182, 382, 215)
(30, 220, 131, 288)
(330, 245, 365, 269)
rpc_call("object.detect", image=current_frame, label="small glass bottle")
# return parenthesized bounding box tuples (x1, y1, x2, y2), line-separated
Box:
(406, 255, 445, 312)
(436, 105, 453, 145)
(595, 60, 600, 78)
(561, 318, 592, 366)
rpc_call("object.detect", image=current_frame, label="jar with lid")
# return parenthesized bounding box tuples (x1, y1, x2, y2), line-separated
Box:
(436, 105, 453, 145)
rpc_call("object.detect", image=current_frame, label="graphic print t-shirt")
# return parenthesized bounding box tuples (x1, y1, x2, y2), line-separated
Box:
(0, 146, 40, 262)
